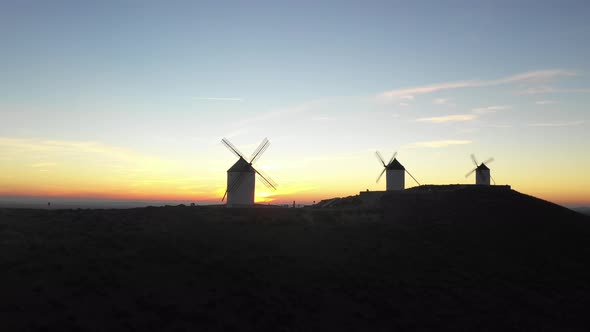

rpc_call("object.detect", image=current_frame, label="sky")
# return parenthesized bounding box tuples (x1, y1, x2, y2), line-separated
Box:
(1, 0, 589, 206)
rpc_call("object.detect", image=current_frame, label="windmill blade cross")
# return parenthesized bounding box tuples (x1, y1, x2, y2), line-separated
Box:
(254, 168, 277, 190)
(250, 138, 270, 164)
(375, 151, 386, 167)
(388, 152, 398, 166)
(221, 137, 246, 160)
(465, 167, 477, 178)
(470, 154, 479, 167)
(257, 168, 278, 188)
(376, 168, 386, 183)
(483, 157, 494, 165)
(405, 169, 421, 186)
(490, 175, 496, 185)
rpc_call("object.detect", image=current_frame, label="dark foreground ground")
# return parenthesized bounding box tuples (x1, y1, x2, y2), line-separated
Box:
(1, 189, 590, 331)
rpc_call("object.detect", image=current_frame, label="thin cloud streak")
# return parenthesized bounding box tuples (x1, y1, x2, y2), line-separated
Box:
(193, 97, 244, 102)
(416, 105, 511, 124)
(31, 162, 57, 168)
(472, 105, 512, 114)
(516, 87, 590, 95)
(227, 96, 350, 135)
(483, 124, 513, 128)
(381, 69, 575, 98)
(408, 140, 472, 148)
(528, 121, 585, 127)
(535, 100, 558, 105)
(416, 114, 476, 123)
(311, 115, 332, 121)
(433, 98, 455, 106)
(0, 137, 167, 165)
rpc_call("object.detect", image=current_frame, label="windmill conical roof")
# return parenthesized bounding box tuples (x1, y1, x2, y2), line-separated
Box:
(477, 163, 490, 170)
(386, 158, 405, 170)
(228, 158, 255, 173)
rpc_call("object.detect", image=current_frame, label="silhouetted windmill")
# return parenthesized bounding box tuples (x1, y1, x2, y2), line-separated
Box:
(221, 137, 277, 207)
(375, 151, 420, 190)
(465, 154, 495, 185)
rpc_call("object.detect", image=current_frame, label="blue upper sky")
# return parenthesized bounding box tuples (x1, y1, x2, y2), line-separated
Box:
(3, 0, 589, 102)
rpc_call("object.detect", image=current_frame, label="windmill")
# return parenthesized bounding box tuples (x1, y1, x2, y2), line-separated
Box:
(221, 137, 277, 207)
(465, 154, 495, 185)
(375, 151, 420, 191)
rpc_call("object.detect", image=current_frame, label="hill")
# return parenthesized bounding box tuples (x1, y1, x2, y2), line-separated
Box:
(571, 206, 590, 216)
(1, 186, 589, 331)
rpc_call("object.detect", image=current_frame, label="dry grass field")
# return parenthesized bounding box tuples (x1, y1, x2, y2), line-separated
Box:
(1, 187, 589, 331)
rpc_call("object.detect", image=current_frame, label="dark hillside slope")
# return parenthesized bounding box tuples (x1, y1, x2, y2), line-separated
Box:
(382, 186, 589, 250)
(0, 190, 589, 331)
(571, 206, 590, 216)
(383, 185, 581, 221)
(381, 185, 590, 325)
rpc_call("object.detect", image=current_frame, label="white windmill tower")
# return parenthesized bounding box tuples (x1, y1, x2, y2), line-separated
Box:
(221, 137, 277, 207)
(375, 151, 420, 191)
(465, 154, 495, 185)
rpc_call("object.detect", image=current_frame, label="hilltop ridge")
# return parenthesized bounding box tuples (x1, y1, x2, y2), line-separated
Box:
(318, 184, 582, 220)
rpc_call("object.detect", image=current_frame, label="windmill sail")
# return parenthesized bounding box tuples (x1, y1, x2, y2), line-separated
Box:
(466, 154, 495, 185)
(250, 137, 270, 164)
(375, 150, 419, 190)
(221, 137, 278, 206)
(222, 138, 246, 160)
(405, 169, 421, 186)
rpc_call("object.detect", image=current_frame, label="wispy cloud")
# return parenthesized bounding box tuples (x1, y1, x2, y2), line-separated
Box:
(499, 70, 575, 83)
(231, 99, 322, 130)
(382, 81, 477, 98)
(222, 129, 246, 139)
(311, 115, 332, 121)
(516, 87, 555, 95)
(303, 153, 358, 162)
(472, 105, 512, 114)
(433, 98, 455, 106)
(516, 87, 590, 95)
(193, 97, 244, 102)
(31, 162, 57, 168)
(528, 120, 585, 127)
(535, 100, 558, 105)
(416, 105, 511, 124)
(381, 69, 575, 99)
(408, 140, 472, 148)
(483, 124, 513, 128)
(0, 138, 167, 165)
(416, 114, 476, 123)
